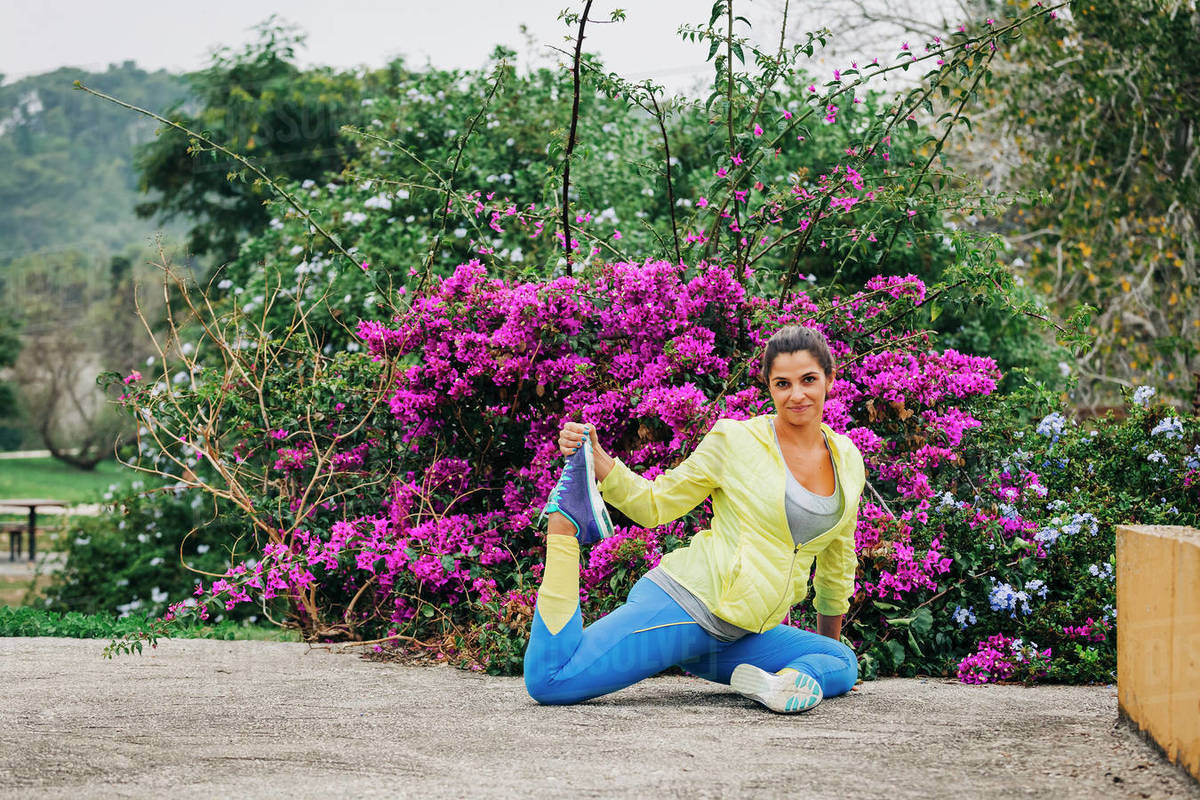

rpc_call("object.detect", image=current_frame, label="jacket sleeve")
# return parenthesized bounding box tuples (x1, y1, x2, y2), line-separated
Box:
(812, 513, 858, 616)
(597, 419, 728, 528)
(812, 443, 864, 616)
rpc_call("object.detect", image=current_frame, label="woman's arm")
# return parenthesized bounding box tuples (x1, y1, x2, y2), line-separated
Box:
(811, 510, 857, 622)
(816, 613, 842, 641)
(557, 420, 726, 529)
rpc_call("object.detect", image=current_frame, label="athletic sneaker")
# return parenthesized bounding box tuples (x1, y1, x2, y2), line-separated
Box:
(730, 664, 824, 713)
(543, 435, 614, 545)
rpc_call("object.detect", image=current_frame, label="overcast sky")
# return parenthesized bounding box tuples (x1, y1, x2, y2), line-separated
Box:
(1, 0, 967, 93)
(3, 1, 789, 91)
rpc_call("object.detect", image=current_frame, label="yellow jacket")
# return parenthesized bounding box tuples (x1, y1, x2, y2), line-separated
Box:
(598, 415, 864, 633)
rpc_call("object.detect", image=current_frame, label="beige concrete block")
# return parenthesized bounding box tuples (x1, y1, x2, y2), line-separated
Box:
(1118, 525, 1200, 783)
(1169, 528, 1200, 781)
(1117, 525, 1176, 750)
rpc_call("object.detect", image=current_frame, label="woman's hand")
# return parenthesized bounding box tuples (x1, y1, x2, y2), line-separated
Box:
(557, 422, 615, 481)
(557, 421, 598, 457)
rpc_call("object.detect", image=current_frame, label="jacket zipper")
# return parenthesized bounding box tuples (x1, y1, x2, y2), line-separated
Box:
(759, 542, 801, 634)
(761, 417, 848, 634)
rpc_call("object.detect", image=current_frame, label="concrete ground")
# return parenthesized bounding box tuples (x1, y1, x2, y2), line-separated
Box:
(0, 638, 1197, 800)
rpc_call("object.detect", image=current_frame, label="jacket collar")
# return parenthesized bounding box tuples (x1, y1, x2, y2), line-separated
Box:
(756, 414, 850, 471)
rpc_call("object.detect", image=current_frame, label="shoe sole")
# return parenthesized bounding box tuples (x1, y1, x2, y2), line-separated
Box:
(730, 664, 823, 713)
(581, 441, 614, 541)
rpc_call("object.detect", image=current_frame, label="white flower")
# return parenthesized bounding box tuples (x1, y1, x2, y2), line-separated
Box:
(1147, 450, 1168, 464)
(952, 605, 976, 628)
(1150, 417, 1183, 440)
(1132, 385, 1156, 406)
(1185, 445, 1200, 471)
(217, 279, 233, 290)
(1036, 412, 1068, 438)
(1034, 524, 1060, 547)
(363, 194, 393, 211)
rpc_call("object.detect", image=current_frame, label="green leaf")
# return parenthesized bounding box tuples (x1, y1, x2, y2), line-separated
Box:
(885, 639, 906, 667)
(910, 606, 933, 635)
(708, 2, 723, 27)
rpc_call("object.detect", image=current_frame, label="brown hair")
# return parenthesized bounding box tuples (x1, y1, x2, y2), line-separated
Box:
(759, 325, 835, 384)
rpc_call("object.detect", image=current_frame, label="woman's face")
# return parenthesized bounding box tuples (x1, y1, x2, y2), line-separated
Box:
(767, 349, 833, 427)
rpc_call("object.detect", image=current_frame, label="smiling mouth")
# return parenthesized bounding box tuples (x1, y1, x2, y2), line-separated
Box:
(789, 405, 812, 413)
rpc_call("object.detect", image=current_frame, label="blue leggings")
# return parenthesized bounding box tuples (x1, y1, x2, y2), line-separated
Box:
(524, 576, 859, 705)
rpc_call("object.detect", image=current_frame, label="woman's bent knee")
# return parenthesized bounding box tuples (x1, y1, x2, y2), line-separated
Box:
(524, 670, 585, 705)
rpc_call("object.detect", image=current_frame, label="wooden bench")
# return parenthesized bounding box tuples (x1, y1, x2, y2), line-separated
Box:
(0, 500, 68, 561)
(3, 521, 25, 562)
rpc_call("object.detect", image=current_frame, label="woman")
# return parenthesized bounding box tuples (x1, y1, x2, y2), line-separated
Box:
(524, 325, 864, 712)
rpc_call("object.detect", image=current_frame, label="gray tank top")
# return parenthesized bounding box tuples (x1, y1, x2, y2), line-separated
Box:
(778, 429, 844, 547)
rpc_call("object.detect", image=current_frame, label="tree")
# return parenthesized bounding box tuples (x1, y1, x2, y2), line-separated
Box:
(134, 18, 377, 266)
(7, 251, 157, 469)
(988, 0, 1199, 406)
(0, 313, 22, 450)
(0, 62, 187, 265)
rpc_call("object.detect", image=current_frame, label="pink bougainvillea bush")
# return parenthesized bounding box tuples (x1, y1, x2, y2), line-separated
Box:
(102, 257, 1016, 670)
(81, 254, 1200, 679)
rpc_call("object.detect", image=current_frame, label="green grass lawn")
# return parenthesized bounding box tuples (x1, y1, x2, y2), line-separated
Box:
(0, 457, 150, 504)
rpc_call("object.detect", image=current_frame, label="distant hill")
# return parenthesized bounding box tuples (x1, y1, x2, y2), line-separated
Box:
(0, 62, 190, 268)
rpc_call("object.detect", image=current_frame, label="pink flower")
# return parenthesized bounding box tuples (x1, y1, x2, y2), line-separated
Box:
(731, 152, 744, 166)
(716, 167, 728, 178)
(123, 370, 142, 385)
(753, 124, 763, 137)
(360, 261, 370, 272)
(697, 197, 709, 208)
(833, 69, 841, 81)
(783, 110, 793, 120)
(612, 230, 622, 240)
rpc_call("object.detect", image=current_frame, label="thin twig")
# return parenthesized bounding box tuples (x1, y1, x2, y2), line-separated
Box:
(562, 1, 595, 267)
